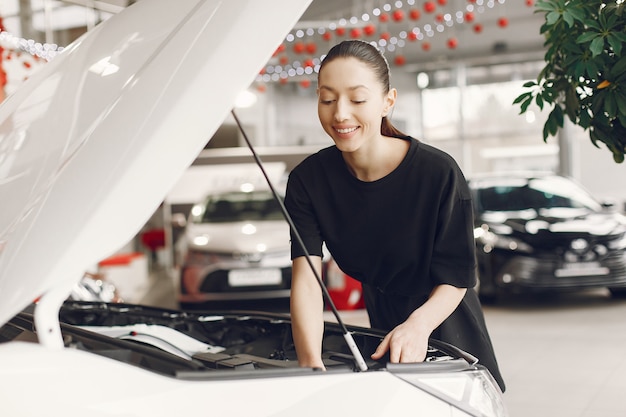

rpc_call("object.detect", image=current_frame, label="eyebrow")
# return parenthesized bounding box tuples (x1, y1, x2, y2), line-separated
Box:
(318, 85, 370, 93)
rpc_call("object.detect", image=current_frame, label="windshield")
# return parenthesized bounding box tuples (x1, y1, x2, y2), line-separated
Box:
(474, 176, 603, 213)
(191, 191, 284, 223)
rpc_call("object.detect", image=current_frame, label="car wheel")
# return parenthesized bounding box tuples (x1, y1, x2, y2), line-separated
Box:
(608, 287, 626, 298)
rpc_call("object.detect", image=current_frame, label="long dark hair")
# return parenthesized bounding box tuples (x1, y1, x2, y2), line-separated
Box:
(318, 40, 407, 138)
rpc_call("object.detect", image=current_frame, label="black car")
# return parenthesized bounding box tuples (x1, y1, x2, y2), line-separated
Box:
(469, 172, 626, 302)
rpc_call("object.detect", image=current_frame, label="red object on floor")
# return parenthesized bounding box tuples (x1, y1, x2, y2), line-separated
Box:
(140, 229, 166, 252)
(98, 252, 145, 267)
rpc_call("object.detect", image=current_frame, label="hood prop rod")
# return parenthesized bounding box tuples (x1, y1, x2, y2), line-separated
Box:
(231, 110, 368, 372)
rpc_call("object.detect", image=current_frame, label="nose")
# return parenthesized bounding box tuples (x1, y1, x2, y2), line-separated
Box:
(333, 99, 349, 122)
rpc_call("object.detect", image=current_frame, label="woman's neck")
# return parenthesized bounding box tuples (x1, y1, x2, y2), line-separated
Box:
(342, 136, 410, 182)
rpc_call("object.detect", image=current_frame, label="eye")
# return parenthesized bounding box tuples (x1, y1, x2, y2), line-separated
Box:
(352, 100, 366, 104)
(319, 98, 335, 105)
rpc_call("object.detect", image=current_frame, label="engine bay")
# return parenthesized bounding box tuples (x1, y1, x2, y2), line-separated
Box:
(2, 301, 467, 378)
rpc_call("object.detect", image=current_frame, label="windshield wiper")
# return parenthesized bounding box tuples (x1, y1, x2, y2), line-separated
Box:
(231, 110, 368, 372)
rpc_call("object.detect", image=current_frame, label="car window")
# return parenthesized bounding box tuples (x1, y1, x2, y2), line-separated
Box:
(475, 177, 602, 212)
(196, 191, 284, 223)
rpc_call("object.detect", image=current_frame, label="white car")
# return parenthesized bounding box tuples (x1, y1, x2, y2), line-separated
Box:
(0, 1, 507, 416)
(177, 188, 293, 308)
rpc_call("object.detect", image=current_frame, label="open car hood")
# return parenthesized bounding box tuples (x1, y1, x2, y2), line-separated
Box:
(0, 0, 311, 329)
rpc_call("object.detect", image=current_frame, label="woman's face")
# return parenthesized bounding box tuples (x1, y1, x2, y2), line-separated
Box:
(317, 57, 395, 153)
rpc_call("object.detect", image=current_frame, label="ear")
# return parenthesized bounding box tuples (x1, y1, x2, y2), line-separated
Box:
(382, 88, 397, 117)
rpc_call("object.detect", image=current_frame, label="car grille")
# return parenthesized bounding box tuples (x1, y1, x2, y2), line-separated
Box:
(495, 250, 626, 289)
(199, 267, 292, 293)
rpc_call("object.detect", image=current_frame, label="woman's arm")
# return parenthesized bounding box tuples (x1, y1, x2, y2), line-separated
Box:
(371, 284, 467, 363)
(290, 255, 326, 369)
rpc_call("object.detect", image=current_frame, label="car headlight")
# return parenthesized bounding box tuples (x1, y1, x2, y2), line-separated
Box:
(393, 367, 508, 417)
(474, 225, 532, 254)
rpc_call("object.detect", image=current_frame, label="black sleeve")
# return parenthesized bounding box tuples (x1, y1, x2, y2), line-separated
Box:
(430, 167, 478, 288)
(284, 167, 324, 259)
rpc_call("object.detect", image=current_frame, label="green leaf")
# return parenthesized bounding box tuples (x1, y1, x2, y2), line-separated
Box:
(605, 93, 617, 117)
(542, 122, 551, 142)
(589, 37, 605, 57)
(513, 92, 532, 105)
(546, 10, 561, 25)
(535, 0, 558, 13)
(535, 94, 545, 110)
(567, 6, 587, 22)
(520, 96, 534, 113)
(607, 34, 623, 56)
(522, 81, 538, 88)
(610, 56, 626, 78)
(579, 108, 592, 128)
(552, 105, 564, 127)
(589, 130, 601, 148)
(576, 32, 600, 43)
(562, 11, 575, 27)
(616, 91, 626, 116)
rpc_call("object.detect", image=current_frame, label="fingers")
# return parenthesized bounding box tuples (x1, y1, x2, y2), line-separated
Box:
(370, 334, 390, 360)
(371, 330, 427, 363)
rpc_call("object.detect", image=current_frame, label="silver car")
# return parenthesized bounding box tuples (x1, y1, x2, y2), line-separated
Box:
(177, 188, 292, 308)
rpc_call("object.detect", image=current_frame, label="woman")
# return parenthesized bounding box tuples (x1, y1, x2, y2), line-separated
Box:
(284, 40, 505, 391)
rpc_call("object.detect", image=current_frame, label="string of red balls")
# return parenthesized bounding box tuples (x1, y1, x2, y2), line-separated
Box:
(257, 0, 535, 89)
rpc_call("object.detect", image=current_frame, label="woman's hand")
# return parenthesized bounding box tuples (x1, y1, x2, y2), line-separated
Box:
(370, 284, 467, 363)
(370, 317, 430, 362)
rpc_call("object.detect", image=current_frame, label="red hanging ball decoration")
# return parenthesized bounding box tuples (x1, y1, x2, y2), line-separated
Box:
(424, 1, 436, 13)
(256, 84, 267, 93)
(364, 24, 377, 36)
(409, 9, 421, 20)
(280, 77, 288, 85)
(379, 13, 390, 23)
(498, 17, 509, 28)
(447, 37, 458, 49)
(438, 0, 447, 5)
(306, 42, 317, 54)
(526, 0, 534, 6)
(473, 23, 483, 33)
(394, 55, 406, 66)
(336, 27, 346, 36)
(435, 14, 444, 23)
(300, 79, 311, 89)
(408, 31, 418, 41)
(421, 42, 431, 51)
(293, 42, 306, 54)
(322, 32, 332, 41)
(279, 55, 289, 65)
(304, 58, 315, 68)
(380, 32, 391, 41)
(465, 11, 475, 22)
(350, 28, 362, 38)
(392, 10, 404, 22)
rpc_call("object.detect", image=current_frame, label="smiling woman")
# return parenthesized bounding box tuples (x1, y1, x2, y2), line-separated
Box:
(285, 39, 506, 392)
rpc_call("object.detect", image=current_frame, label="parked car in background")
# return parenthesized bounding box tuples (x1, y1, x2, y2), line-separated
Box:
(176, 187, 293, 309)
(469, 172, 626, 302)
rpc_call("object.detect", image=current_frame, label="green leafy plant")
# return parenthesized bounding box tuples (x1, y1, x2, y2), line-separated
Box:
(514, 0, 626, 163)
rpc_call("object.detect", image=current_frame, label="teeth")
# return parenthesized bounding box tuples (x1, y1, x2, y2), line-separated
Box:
(336, 127, 357, 134)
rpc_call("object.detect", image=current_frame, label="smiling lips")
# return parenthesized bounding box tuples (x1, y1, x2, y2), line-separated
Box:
(335, 126, 359, 135)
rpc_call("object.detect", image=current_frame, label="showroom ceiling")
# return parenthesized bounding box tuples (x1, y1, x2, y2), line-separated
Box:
(4, 0, 548, 76)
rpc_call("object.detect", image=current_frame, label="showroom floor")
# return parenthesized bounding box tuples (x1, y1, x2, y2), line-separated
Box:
(138, 266, 626, 417)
